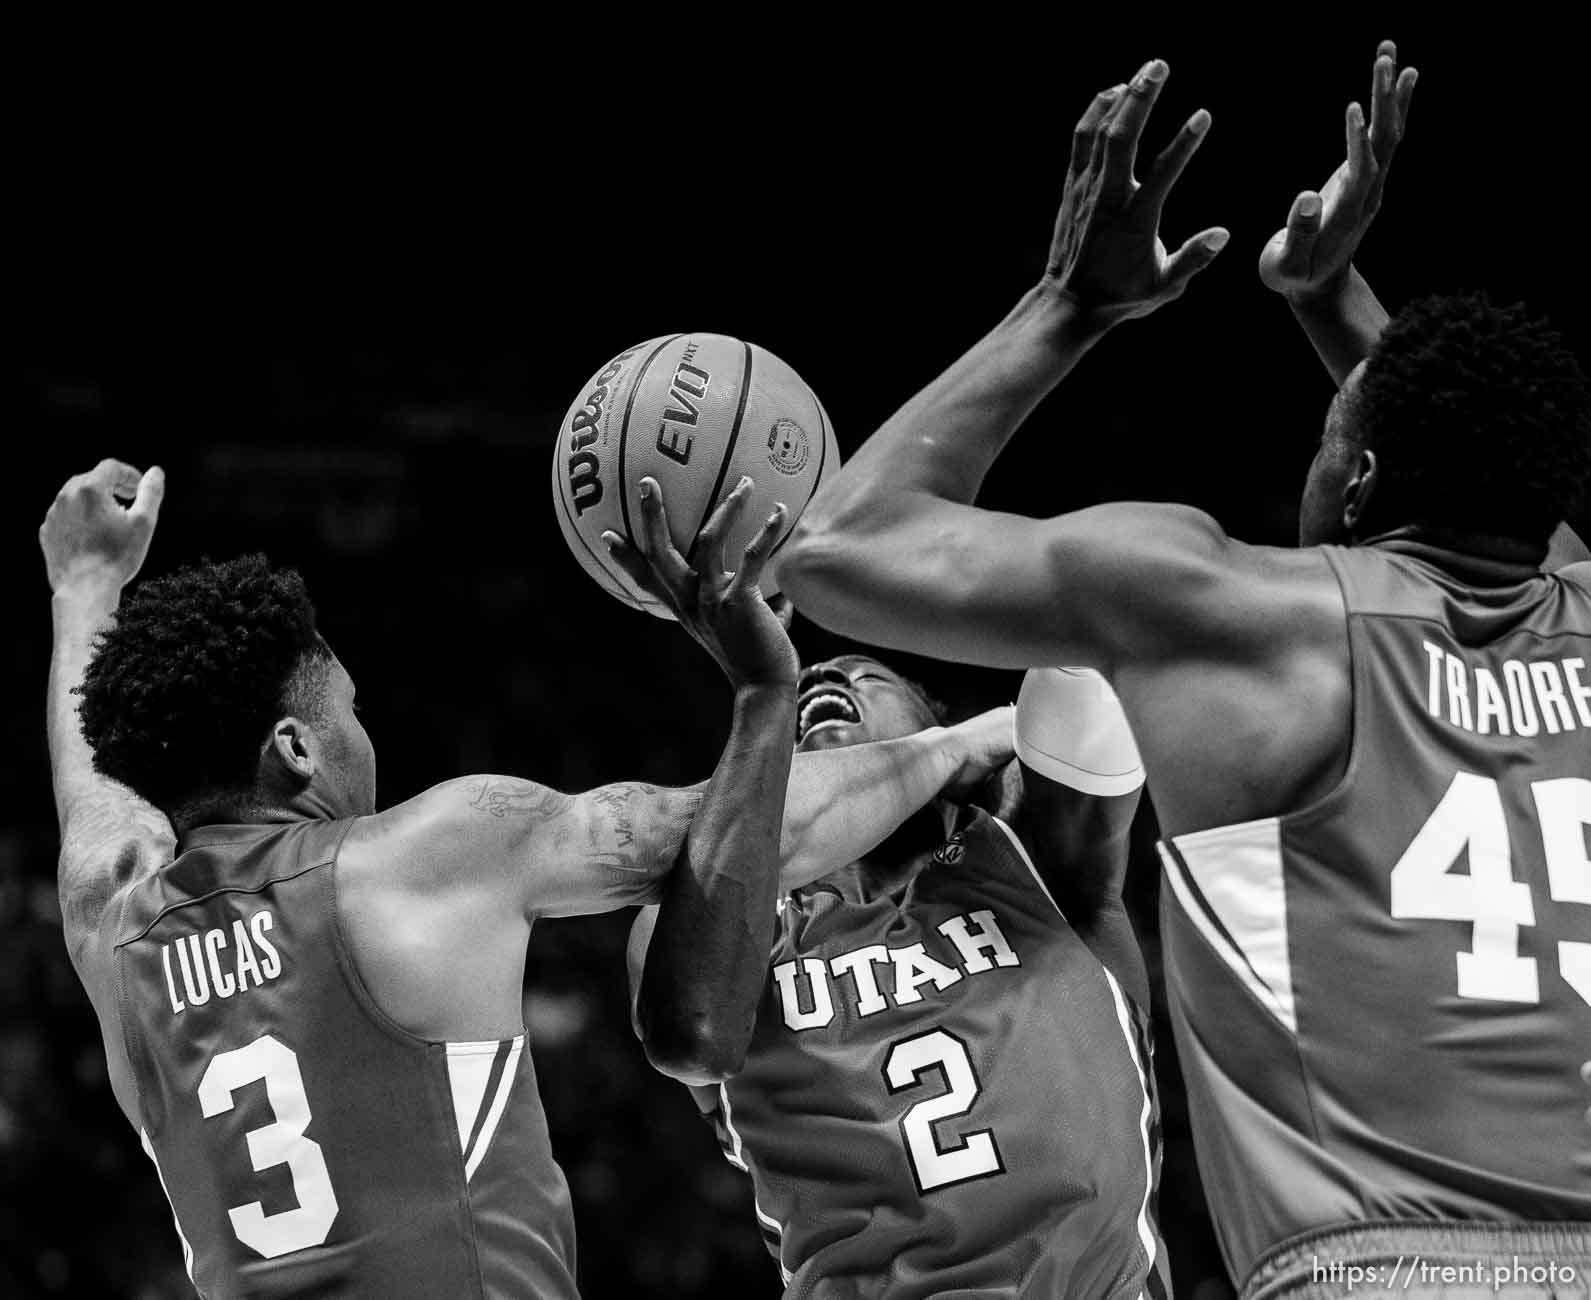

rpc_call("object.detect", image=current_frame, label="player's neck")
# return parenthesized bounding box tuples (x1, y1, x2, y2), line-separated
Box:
(1357, 524, 1548, 579)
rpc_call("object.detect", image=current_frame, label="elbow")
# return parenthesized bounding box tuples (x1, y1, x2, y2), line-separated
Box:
(773, 512, 828, 608)
(638, 1009, 750, 1087)
(776, 510, 865, 626)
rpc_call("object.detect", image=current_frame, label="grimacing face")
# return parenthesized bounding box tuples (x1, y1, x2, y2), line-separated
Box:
(1298, 360, 1369, 547)
(795, 655, 939, 753)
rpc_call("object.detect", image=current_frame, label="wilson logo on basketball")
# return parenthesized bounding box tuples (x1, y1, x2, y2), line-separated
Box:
(767, 419, 810, 476)
(566, 347, 639, 516)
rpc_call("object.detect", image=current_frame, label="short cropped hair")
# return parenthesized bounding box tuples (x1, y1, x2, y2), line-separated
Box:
(78, 554, 333, 819)
(1344, 292, 1591, 545)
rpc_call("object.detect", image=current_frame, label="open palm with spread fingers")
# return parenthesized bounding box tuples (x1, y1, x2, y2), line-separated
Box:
(603, 477, 799, 689)
(1047, 58, 1229, 325)
(1260, 39, 1418, 301)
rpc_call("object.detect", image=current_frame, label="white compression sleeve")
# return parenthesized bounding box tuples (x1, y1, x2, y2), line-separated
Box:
(1013, 668, 1144, 797)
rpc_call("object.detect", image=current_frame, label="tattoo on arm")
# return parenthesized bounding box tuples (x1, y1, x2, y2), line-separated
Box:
(467, 780, 574, 821)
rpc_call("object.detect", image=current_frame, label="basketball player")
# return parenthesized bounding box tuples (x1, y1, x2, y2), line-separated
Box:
(626, 652, 1167, 1298)
(780, 40, 1591, 1299)
(42, 461, 1012, 1298)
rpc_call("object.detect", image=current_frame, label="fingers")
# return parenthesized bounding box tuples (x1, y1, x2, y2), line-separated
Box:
(725, 502, 788, 600)
(1069, 84, 1125, 192)
(1344, 101, 1371, 193)
(1100, 59, 1168, 200)
(767, 593, 796, 632)
(689, 476, 754, 581)
(1368, 39, 1417, 164)
(635, 477, 692, 590)
(1281, 189, 1324, 268)
(600, 530, 670, 604)
(1161, 225, 1230, 296)
(1139, 107, 1212, 217)
(89, 458, 144, 499)
(130, 466, 166, 525)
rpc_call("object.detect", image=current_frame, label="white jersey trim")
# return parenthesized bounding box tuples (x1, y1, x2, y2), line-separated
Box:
(140, 1128, 196, 1285)
(718, 1083, 793, 1286)
(446, 1035, 525, 1184)
(1160, 819, 1298, 1033)
(1100, 968, 1160, 1294)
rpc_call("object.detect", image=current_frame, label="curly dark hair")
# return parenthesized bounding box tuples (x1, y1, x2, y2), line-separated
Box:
(77, 553, 334, 820)
(1343, 291, 1591, 545)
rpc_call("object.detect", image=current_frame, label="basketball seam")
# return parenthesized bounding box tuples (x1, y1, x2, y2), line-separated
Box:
(617, 334, 687, 550)
(768, 390, 830, 561)
(686, 341, 754, 565)
(554, 442, 631, 603)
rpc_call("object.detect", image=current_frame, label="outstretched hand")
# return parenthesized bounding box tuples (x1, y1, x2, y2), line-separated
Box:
(1046, 59, 1229, 326)
(1259, 40, 1418, 301)
(603, 477, 800, 689)
(40, 459, 166, 596)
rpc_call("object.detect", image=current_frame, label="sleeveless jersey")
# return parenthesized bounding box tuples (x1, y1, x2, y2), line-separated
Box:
(110, 819, 580, 1299)
(1158, 543, 1591, 1285)
(710, 807, 1169, 1300)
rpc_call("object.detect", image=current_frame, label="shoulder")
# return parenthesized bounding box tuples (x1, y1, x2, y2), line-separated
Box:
(341, 776, 575, 895)
(1040, 505, 1346, 663)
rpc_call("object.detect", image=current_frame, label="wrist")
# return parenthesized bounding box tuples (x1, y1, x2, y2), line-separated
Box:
(1284, 267, 1355, 313)
(51, 579, 122, 617)
(1026, 282, 1118, 348)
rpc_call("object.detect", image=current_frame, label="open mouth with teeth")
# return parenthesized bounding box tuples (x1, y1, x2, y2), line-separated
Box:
(797, 687, 863, 743)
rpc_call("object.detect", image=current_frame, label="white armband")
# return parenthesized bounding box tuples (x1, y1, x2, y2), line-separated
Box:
(1014, 667, 1144, 796)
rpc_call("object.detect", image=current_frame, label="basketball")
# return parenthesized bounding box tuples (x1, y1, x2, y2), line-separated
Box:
(551, 333, 839, 618)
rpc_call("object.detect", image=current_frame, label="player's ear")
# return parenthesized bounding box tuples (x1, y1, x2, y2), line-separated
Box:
(263, 717, 317, 784)
(1341, 448, 1379, 538)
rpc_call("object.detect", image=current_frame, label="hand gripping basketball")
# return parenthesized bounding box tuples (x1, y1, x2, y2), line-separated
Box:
(602, 476, 800, 689)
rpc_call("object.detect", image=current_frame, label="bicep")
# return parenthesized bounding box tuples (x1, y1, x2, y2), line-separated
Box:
(786, 496, 1281, 671)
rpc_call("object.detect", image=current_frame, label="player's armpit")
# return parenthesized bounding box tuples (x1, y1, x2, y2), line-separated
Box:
(367, 775, 705, 920)
(58, 798, 174, 968)
(783, 496, 1320, 673)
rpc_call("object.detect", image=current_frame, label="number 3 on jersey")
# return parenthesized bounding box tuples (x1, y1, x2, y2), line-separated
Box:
(1390, 773, 1590, 1007)
(198, 1034, 340, 1258)
(884, 1028, 1005, 1193)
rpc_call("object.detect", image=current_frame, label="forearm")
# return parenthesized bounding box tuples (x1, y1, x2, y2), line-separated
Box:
(779, 727, 968, 890)
(1288, 266, 1388, 387)
(637, 685, 796, 1084)
(782, 287, 1106, 640)
(817, 286, 1103, 512)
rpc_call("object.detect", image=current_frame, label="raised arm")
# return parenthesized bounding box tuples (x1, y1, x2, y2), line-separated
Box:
(41, 461, 176, 972)
(779, 60, 1245, 671)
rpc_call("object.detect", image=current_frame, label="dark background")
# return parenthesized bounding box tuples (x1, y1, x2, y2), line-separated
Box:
(6, 24, 1588, 1298)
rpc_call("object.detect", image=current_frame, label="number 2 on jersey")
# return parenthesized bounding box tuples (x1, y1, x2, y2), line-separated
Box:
(198, 1034, 340, 1258)
(1390, 774, 1590, 1007)
(883, 1028, 1004, 1193)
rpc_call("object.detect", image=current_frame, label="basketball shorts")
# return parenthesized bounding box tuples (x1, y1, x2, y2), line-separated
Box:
(1240, 1219, 1591, 1299)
